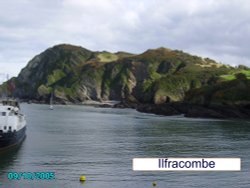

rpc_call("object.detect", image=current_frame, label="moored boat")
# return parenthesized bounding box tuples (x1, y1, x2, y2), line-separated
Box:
(49, 92, 53, 110)
(0, 99, 26, 150)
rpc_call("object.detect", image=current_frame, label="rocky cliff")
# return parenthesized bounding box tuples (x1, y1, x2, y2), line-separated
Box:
(1, 44, 250, 118)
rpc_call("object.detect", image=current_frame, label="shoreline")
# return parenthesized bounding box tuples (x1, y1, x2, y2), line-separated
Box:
(21, 99, 250, 120)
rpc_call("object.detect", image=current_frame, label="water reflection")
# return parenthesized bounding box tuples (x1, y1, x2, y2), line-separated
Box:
(131, 118, 250, 157)
(0, 139, 25, 172)
(216, 120, 250, 140)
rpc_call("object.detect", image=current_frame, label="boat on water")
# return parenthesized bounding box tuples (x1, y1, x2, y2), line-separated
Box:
(49, 92, 53, 110)
(0, 99, 26, 150)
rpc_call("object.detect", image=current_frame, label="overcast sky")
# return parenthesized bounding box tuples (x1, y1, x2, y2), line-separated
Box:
(0, 0, 250, 82)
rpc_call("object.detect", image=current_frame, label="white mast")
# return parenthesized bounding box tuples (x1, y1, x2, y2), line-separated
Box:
(50, 92, 53, 110)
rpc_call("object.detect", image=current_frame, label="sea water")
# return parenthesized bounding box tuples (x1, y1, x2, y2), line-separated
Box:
(0, 104, 249, 188)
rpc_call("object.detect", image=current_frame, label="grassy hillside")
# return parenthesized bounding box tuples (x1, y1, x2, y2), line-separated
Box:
(185, 73, 250, 106)
(0, 44, 249, 106)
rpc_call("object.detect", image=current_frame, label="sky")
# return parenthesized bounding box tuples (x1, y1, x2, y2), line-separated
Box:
(0, 0, 250, 82)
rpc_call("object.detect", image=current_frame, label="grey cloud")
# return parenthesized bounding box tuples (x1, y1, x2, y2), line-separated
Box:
(0, 0, 250, 79)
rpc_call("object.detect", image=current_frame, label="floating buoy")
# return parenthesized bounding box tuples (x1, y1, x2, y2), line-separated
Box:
(79, 175, 86, 182)
(152, 181, 157, 186)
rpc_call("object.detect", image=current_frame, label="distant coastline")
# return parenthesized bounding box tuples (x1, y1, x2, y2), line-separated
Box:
(21, 99, 250, 119)
(1, 44, 250, 119)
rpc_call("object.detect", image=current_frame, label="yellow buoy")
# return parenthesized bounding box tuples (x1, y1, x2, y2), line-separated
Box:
(79, 175, 86, 182)
(152, 181, 157, 186)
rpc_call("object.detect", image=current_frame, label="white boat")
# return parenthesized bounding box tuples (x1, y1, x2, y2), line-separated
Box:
(49, 93, 53, 110)
(0, 99, 26, 150)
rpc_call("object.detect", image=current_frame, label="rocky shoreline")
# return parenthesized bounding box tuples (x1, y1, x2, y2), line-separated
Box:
(24, 99, 250, 119)
(113, 101, 250, 119)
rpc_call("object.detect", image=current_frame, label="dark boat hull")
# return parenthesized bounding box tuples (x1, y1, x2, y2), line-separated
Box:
(0, 126, 26, 150)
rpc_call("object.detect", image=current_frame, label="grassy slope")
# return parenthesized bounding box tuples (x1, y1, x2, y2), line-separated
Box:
(1, 44, 249, 105)
(220, 70, 250, 81)
(185, 73, 250, 106)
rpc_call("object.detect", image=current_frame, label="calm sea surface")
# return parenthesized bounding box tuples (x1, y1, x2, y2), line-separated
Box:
(0, 104, 250, 188)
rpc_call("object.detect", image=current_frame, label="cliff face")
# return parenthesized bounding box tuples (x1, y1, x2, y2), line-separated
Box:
(13, 45, 92, 101)
(185, 73, 250, 106)
(1, 44, 249, 107)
